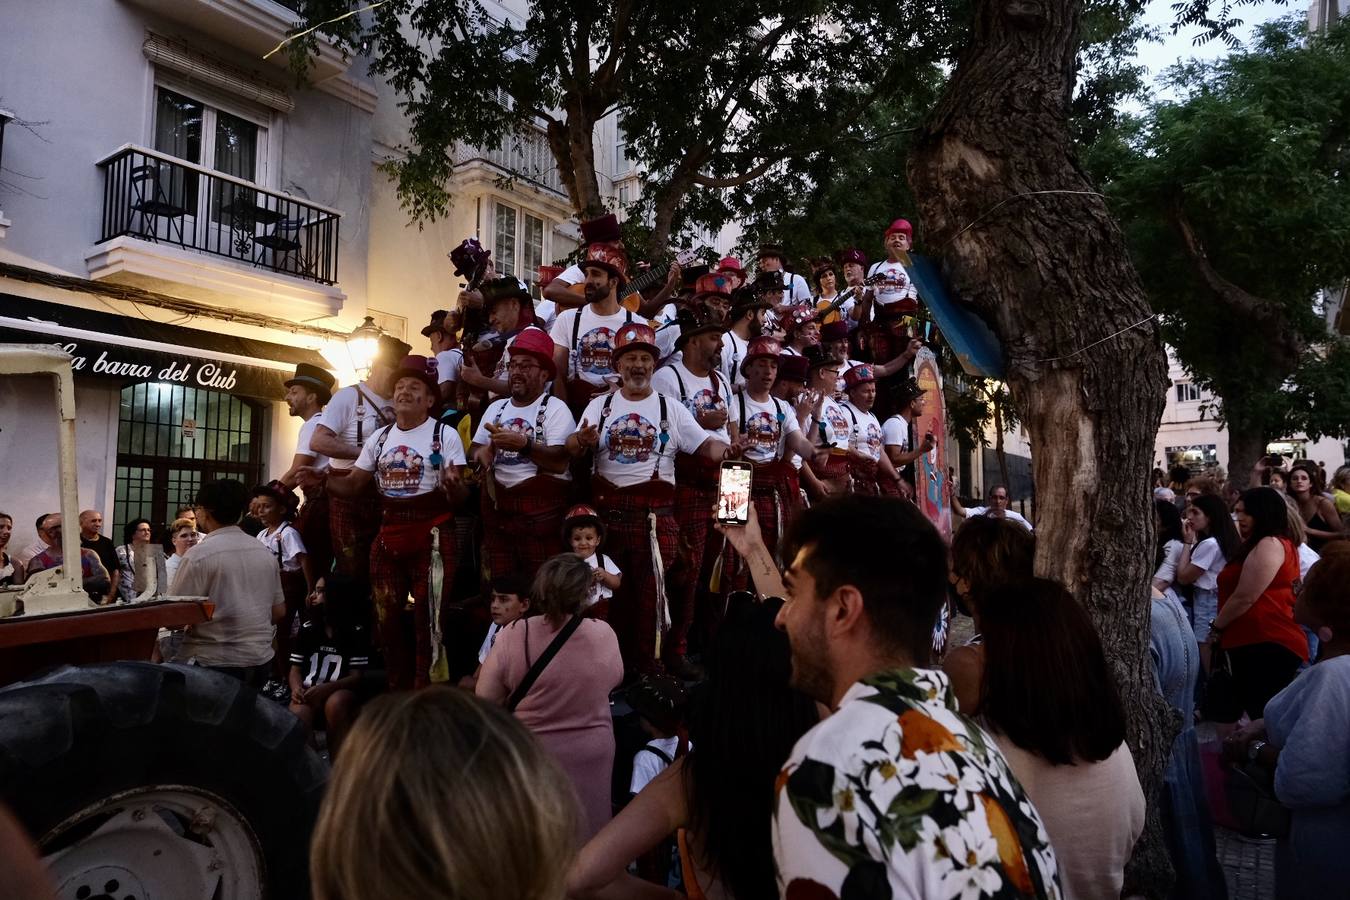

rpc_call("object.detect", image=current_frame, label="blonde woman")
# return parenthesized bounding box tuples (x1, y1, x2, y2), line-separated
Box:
(311, 689, 577, 900)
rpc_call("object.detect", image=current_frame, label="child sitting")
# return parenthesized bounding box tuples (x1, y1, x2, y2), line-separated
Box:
(626, 673, 689, 797)
(289, 573, 370, 759)
(563, 504, 621, 618)
(460, 574, 532, 691)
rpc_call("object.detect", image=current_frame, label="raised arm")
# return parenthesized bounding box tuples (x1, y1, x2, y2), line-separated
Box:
(309, 424, 360, 462)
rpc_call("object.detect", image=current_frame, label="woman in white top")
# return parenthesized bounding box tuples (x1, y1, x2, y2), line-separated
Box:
(978, 578, 1145, 900)
(1152, 498, 1186, 594)
(1175, 493, 1242, 647)
(114, 518, 153, 602)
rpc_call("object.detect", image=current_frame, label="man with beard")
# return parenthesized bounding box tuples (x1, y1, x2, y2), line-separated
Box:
(309, 335, 409, 583)
(550, 216, 637, 416)
(567, 324, 729, 675)
(278, 362, 336, 578)
(651, 308, 731, 676)
(713, 497, 1060, 898)
(718, 287, 772, 390)
(459, 277, 545, 404)
(470, 327, 575, 586)
(839, 365, 902, 497)
(723, 338, 820, 592)
(303, 356, 467, 689)
(883, 377, 937, 501)
(755, 243, 812, 305)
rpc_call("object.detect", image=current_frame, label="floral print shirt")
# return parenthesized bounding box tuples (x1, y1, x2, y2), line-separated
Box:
(773, 668, 1061, 900)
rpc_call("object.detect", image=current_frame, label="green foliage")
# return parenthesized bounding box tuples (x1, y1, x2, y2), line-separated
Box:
(1091, 16, 1350, 445)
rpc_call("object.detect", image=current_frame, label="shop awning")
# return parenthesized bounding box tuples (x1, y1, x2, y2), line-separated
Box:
(0, 294, 333, 401)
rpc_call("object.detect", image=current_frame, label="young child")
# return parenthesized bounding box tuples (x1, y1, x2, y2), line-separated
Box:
(563, 504, 621, 617)
(626, 673, 689, 796)
(289, 573, 370, 759)
(459, 574, 532, 691)
(253, 480, 312, 693)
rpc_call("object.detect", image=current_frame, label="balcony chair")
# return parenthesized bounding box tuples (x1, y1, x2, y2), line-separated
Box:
(253, 217, 306, 276)
(129, 162, 187, 245)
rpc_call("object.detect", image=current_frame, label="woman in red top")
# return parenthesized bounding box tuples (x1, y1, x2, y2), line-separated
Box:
(1210, 487, 1309, 719)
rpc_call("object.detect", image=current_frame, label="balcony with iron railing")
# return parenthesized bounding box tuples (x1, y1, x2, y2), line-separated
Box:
(88, 145, 345, 316)
(455, 125, 567, 199)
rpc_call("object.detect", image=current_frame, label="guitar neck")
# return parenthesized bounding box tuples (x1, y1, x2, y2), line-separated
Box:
(619, 264, 668, 300)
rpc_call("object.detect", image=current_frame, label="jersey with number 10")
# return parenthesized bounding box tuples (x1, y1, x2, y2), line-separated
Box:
(289, 618, 371, 687)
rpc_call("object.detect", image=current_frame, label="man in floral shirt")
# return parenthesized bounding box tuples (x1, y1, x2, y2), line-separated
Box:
(720, 496, 1060, 899)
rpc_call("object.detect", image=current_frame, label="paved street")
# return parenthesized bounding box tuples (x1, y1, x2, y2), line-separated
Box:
(1217, 827, 1276, 900)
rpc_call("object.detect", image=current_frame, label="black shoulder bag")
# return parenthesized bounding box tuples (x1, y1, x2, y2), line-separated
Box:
(506, 615, 585, 712)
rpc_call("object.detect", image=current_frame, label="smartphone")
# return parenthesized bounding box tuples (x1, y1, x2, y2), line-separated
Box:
(716, 459, 754, 526)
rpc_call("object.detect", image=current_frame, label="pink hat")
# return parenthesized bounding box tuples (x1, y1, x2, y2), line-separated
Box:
(843, 364, 877, 390)
(819, 320, 850, 343)
(884, 219, 913, 240)
(692, 272, 732, 300)
(740, 336, 783, 374)
(716, 256, 743, 274)
(581, 240, 629, 284)
(509, 326, 557, 380)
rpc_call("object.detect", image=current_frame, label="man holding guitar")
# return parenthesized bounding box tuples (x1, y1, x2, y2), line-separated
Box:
(543, 213, 687, 319)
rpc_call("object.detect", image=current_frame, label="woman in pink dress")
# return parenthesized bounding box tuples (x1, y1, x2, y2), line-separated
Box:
(478, 553, 624, 840)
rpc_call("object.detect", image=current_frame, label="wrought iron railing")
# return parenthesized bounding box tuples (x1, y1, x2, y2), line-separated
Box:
(478, 126, 565, 195)
(96, 145, 342, 286)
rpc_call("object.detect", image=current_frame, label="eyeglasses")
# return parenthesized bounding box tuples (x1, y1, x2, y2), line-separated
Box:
(507, 360, 540, 373)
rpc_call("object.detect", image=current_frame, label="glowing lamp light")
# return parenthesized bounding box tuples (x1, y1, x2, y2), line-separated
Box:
(346, 315, 384, 379)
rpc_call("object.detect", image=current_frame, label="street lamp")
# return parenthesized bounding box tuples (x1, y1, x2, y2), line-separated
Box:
(346, 315, 383, 380)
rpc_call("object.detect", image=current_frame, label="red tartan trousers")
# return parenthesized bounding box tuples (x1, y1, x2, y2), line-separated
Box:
(481, 475, 570, 588)
(849, 457, 881, 497)
(593, 478, 678, 676)
(328, 473, 381, 583)
(668, 454, 720, 663)
(294, 488, 332, 579)
(368, 495, 457, 691)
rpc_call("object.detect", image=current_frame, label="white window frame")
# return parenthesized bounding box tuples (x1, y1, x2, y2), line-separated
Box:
(1175, 382, 1203, 403)
(150, 73, 278, 190)
(491, 199, 550, 284)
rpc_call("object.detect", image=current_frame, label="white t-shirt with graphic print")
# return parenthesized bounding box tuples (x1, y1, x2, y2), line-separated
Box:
(651, 362, 731, 442)
(355, 417, 467, 498)
(550, 306, 635, 387)
(867, 259, 919, 310)
(841, 402, 884, 462)
(580, 390, 711, 488)
(813, 396, 853, 452)
(472, 394, 576, 489)
(735, 392, 799, 464)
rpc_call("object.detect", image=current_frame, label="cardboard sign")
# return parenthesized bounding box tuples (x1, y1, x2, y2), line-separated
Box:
(913, 346, 953, 542)
(182, 418, 197, 440)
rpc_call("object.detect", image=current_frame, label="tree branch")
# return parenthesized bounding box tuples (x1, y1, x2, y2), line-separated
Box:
(1170, 197, 1275, 319)
(692, 157, 779, 188)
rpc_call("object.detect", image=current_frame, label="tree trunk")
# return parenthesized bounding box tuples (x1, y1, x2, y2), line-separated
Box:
(1221, 401, 1269, 488)
(908, 0, 1175, 895)
(992, 397, 1011, 490)
(548, 102, 606, 219)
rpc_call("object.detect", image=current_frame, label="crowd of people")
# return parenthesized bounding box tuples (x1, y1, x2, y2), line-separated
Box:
(3, 212, 1348, 899)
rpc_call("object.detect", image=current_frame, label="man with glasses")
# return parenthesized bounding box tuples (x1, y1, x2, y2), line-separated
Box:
(951, 483, 1034, 531)
(470, 325, 575, 587)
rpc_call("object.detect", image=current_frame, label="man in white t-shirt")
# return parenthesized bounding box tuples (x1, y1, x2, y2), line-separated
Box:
(550, 227, 639, 416)
(309, 334, 408, 583)
(728, 337, 821, 585)
(419, 309, 465, 409)
(652, 308, 731, 676)
(804, 349, 853, 498)
(839, 364, 903, 496)
(718, 289, 771, 389)
(278, 363, 336, 578)
(470, 326, 576, 586)
(756, 243, 812, 305)
(303, 354, 467, 689)
(567, 323, 729, 675)
(882, 376, 936, 501)
(952, 483, 1034, 531)
(820, 319, 922, 401)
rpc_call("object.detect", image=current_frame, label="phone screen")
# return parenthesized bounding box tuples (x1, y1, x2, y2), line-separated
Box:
(716, 462, 753, 525)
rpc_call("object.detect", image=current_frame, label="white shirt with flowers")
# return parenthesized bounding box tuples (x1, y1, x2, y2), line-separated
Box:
(773, 669, 1061, 900)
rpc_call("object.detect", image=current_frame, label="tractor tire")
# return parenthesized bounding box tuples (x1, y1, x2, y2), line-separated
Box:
(0, 662, 327, 900)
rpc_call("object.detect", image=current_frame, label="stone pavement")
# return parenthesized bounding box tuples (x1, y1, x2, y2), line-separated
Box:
(1216, 826, 1276, 899)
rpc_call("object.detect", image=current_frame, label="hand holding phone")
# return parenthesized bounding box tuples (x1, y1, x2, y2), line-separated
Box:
(715, 460, 754, 526)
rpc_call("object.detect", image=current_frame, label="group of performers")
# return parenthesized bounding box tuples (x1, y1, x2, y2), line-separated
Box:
(280, 213, 945, 685)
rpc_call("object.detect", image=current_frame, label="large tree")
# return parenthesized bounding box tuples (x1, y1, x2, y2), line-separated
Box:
(907, 0, 1173, 892)
(293, 0, 960, 246)
(1087, 16, 1350, 478)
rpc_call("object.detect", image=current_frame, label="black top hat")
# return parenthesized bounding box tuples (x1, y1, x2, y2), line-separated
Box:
(284, 363, 336, 401)
(756, 243, 785, 260)
(671, 307, 727, 350)
(376, 334, 413, 369)
(479, 277, 534, 311)
(421, 309, 451, 337)
(728, 287, 772, 321)
(751, 270, 786, 295)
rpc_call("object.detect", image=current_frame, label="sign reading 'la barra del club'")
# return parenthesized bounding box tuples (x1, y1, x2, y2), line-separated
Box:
(0, 327, 291, 400)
